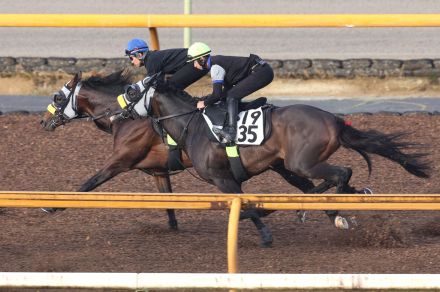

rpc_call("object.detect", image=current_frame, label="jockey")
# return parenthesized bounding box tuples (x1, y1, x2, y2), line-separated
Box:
(124, 38, 208, 100)
(187, 42, 274, 144)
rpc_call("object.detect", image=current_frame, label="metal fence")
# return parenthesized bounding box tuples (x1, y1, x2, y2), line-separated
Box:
(1, 13, 440, 49)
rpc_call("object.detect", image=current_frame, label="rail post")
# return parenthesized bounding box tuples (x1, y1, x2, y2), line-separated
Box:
(183, 0, 192, 48)
(149, 27, 160, 50)
(227, 197, 241, 292)
(228, 197, 241, 273)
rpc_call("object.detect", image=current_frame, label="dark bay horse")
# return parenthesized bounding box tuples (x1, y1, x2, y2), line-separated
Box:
(40, 70, 352, 246)
(40, 71, 185, 229)
(140, 81, 431, 244)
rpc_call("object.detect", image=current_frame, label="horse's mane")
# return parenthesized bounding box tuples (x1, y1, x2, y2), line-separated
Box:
(155, 80, 197, 106)
(82, 69, 135, 96)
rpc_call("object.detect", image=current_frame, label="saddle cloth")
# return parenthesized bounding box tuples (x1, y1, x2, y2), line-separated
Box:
(202, 101, 273, 146)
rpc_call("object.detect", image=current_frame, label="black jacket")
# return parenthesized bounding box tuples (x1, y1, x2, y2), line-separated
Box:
(204, 54, 259, 106)
(143, 48, 189, 76)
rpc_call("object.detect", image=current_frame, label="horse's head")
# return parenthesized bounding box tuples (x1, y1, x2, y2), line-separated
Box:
(40, 71, 84, 131)
(40, 70, 132, 132)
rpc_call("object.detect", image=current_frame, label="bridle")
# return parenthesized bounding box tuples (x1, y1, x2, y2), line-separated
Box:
(47, 81, 122, 128)
(152, 105, 199, 147)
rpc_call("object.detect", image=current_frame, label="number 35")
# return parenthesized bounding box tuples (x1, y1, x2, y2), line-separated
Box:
(237, 125, 258, 143)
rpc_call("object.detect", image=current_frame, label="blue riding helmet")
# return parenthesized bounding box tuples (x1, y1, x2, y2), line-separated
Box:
(125, 38, 149, 56)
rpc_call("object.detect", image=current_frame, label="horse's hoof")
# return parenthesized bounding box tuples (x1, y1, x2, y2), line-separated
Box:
(41, 207, 66, 214)
(259, 226, 273, 247)
(260, 241, 273, 248)
(358, 187, 373, 194)
(296, 210, 307, 223)
(168, 221, 178, 231)
(41, 207, 56, 213)
(334, 215, 349, 230)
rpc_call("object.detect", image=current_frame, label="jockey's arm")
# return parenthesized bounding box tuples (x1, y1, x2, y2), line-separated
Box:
(201, 64, 226, 107)
(202, 82, 223, 107)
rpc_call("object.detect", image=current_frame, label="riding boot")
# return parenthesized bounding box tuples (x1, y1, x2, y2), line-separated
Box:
(218, 98, 238, 144)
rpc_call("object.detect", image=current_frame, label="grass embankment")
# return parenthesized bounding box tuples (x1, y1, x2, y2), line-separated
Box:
(1, 72, 440, 99)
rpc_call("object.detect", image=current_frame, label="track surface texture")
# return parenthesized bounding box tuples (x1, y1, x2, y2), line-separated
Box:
(1, 113, 440, 291)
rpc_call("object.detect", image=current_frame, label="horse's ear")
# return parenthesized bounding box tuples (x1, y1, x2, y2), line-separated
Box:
(74, 71, 82, 83)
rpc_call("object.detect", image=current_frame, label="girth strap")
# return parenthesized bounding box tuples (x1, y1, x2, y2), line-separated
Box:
(226, 145, 249, 183)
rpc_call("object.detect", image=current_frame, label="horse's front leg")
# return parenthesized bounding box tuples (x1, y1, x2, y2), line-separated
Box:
(150, 174, 178, 230)
(42, 155, 131, 214)
(213, 177, 273, 248)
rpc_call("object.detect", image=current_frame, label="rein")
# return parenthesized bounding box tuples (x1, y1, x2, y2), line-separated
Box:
(65, 99, 124, 123)
(88, 108, 124, 121)
(153, 109, 199, 147)
(154, 109, 199, 122)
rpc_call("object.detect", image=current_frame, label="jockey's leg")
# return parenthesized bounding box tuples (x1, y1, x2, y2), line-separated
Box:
(217, 64, 274, 144)
(218, 97, 239, 144)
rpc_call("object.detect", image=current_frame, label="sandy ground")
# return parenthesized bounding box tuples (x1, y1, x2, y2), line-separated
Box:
(0, 112, 439, 291)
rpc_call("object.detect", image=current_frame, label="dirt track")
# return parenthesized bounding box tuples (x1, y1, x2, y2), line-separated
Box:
(1, 113, 440, 291)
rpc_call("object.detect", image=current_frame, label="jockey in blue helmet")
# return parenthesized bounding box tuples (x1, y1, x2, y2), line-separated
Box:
(123, 38, 209, 101)
(125, 38, 149, 67)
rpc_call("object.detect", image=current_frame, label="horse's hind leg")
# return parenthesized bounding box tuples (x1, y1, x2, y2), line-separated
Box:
(151, 174, 178, 230)
(287, 161, 355, 229)
(290, 161, 353, 194)
(271, 164, 315, 192)
(214, 178, 273, 248)
(271, 165, 342, 225)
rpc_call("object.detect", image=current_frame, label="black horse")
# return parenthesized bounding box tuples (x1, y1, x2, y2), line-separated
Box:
(135, 81, 430, 246)
(40, 70, 353, 240)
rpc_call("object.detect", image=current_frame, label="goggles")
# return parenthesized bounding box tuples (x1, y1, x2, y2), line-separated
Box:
(127, 52, 144, 62)
(188, 56, 209, 67)
(125, 47, 148, 56)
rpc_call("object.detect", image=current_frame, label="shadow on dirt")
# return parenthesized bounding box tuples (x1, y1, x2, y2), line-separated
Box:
(412, 216, 440, 237)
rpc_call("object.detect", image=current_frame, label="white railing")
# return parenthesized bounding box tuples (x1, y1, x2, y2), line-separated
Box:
(1, 273, 440, 290)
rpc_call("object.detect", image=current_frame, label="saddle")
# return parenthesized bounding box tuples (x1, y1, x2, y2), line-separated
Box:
(203, 97, 274, 146)
(202, 98, 275, 183)
(204, 97, 267, 126)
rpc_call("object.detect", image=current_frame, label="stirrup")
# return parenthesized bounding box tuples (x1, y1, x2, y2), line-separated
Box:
(213, 127, 236, 144)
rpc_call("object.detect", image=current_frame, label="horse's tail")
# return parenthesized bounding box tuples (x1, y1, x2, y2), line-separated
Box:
(337, 118, 431, 178)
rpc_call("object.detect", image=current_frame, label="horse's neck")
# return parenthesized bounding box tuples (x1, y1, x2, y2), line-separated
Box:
(154, 91, 198, 144)
(83, 90, 121, 133)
